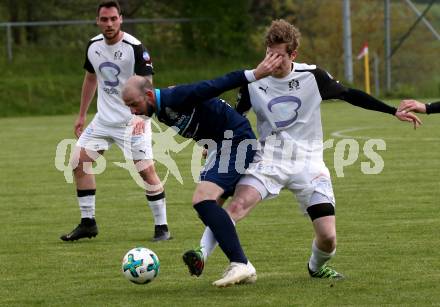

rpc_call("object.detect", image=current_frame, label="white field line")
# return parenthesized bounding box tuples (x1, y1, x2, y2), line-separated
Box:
(330, 126, 440, 141)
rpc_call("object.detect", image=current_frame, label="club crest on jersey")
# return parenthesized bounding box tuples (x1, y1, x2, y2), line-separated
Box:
(288, 79, 300, 91)
(114, 50, 122, 60)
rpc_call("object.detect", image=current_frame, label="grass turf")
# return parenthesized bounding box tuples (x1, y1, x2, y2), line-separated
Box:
(1, 100, 439, 306)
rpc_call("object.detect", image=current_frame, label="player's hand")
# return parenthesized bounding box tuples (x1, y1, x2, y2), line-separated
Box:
(395, 111, 422, 130)
(253, 52, 283, 80)
(74, 116, 86, 138)
(397, 99, 427, 114)
(131, 116, 145, 135)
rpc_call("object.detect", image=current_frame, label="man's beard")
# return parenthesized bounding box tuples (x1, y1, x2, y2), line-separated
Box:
(104, 29, 120, 40)
(146, 103, 154, 117)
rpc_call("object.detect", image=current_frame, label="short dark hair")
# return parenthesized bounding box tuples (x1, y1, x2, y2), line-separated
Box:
(97, 0, 121, 16)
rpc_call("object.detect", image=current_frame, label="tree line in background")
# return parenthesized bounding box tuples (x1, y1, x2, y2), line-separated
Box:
(0, 0, 439, 106)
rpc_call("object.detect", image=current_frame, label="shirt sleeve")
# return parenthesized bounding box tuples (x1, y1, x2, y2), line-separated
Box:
(133, 44, 154, 76)
(83, 41, 95, 73)
(311, 67, 347, 100)
(235, 85, 252, 116)
(312, 66, 396, 115)
(163, 70, 249, 109)
(338, 88, 397, 115)
(426, 101, 440, 114)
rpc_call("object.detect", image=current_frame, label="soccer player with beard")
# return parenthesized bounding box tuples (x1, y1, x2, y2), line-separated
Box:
(121, 53, 282, 287)
(61, 1, 170, 242)
(184, 19, 421, 281)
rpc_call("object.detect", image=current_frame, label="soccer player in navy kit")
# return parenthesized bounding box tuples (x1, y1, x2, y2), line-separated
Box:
(61, 1, 170, 242)
(122, 53, 282, 287)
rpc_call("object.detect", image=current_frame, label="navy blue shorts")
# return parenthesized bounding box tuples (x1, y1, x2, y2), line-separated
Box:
(199, 128, 256, 197)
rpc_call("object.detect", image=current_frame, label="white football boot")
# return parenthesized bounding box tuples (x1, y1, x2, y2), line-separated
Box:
(212, 261, 257, 287)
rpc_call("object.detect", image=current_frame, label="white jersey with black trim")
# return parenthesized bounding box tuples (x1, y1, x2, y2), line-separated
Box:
(84, 32, 153, 126)
(244, 62, 346, 159)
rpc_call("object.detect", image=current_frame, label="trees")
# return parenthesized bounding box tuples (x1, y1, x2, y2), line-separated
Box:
(0, 0, 437, 97)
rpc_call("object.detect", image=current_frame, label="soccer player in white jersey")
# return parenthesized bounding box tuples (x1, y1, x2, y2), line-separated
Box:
(61, 0, 170, 242)
(183, 19, 421, 280)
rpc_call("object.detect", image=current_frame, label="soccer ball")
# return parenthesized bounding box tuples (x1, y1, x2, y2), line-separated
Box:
(121, 247, 160, 284)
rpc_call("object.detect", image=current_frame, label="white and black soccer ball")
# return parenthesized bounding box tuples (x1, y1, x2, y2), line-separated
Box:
(122, 247, 160, 284)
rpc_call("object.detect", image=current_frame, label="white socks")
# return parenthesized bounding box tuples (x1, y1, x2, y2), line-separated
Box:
(147, 191, 167, 225)
(200, 227, 218, 261)
(308, 240, 335, 272)
(78, 195, 95, 219)
(200, 218, 235, 261)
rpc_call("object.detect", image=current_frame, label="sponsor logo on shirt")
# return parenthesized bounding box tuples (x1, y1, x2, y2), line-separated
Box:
(103, 87, 120, 95)
(99, 62, 121, 87)
(267, 96, 302, 128)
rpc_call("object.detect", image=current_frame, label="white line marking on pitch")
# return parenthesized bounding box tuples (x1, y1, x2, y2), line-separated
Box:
(330, 126, 440, 141)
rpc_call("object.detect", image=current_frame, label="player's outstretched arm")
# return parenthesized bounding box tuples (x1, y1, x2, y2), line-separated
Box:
(314, 66, 422, 129)
(165, 54, 282, 108)
(339, 88, 422, 129)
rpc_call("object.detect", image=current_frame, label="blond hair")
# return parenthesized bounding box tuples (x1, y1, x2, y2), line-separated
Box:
(265, 19, 301, 55)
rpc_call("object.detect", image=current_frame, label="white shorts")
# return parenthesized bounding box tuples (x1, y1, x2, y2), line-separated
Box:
(237, 154, 335, 215)
(76, 116, 153, 160)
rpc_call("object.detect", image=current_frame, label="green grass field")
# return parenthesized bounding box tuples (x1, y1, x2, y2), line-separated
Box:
(1, 100, 440, 306)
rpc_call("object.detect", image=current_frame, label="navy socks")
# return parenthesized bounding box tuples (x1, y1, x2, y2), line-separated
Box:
(193, 200, 247, 264)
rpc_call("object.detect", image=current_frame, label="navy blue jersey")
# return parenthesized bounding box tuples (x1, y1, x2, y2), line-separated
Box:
(155, 70, 251, 141)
